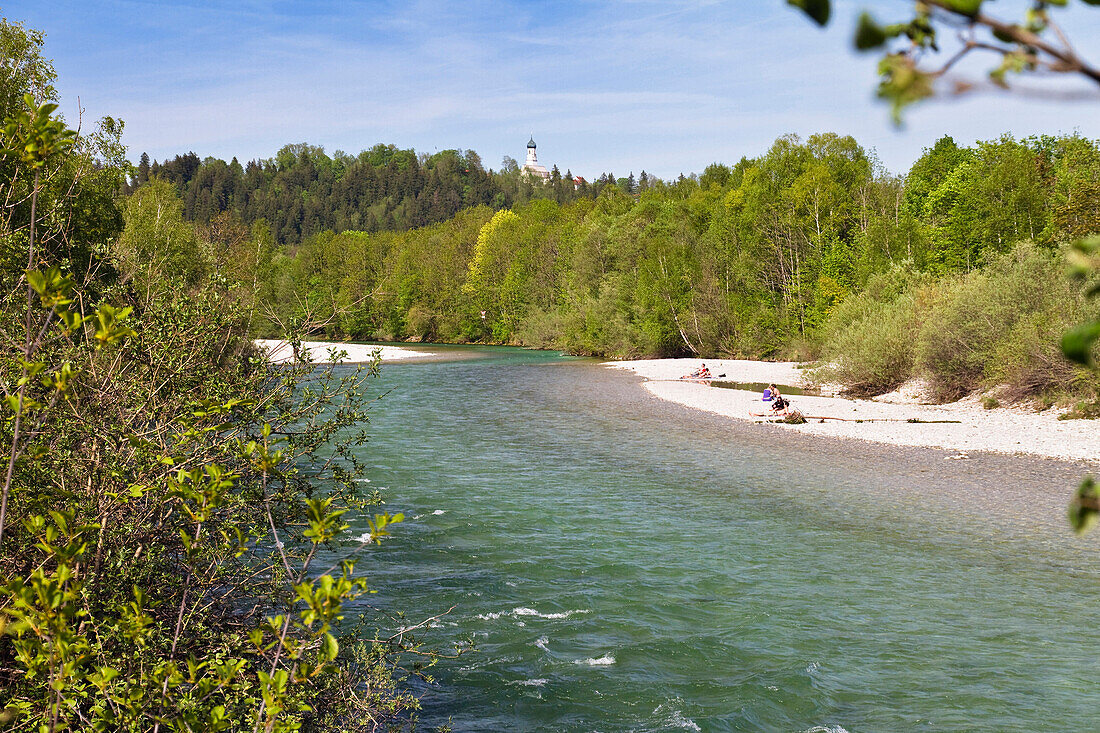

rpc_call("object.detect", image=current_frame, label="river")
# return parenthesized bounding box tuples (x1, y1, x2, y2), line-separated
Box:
(343, 345, 1100, 732)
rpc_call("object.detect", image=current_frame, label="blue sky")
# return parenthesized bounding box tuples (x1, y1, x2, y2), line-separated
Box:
(10, 0, 1100, 178)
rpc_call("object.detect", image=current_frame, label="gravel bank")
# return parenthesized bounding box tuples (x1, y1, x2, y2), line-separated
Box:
(605, 358, 1100, 464)
(254, 339, 436, 363)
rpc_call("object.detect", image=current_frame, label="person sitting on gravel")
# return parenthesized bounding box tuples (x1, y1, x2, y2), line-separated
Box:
(768, 384, 789, 415)
(682, 363, 712, 380)
(750, 384, 790, 418)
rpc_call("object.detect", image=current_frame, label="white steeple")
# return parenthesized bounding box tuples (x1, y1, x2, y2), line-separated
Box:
(522, 135, 550, 181)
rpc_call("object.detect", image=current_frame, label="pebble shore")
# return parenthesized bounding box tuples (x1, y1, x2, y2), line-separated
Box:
(254, 339, 436, 363)
(606, 358, 1100, 464)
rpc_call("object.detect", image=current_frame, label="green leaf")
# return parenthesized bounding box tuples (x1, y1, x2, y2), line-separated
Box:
(940, 0, 984, 15)
(855, 13, 888, 50)
(93, 303, 137, 346)
(877, 53, 935, 123)
(1067, 235, 1100, 278)
(26, 269, 47, 295)
(1061, 320, 1100, 366)
(1069, 476, 1100, 534)
(322, 632, 339, 661)
(787, 0, 830, 26)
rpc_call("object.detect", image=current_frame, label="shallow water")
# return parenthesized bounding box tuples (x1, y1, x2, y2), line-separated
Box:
(344, 346, 1100, 732)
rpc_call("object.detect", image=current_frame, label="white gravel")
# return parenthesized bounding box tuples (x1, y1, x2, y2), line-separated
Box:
(605, 358, 1100, 464)
(254, 339, 435, 363)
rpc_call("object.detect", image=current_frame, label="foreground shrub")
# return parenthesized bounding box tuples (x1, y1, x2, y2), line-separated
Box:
(0, 267, 421, 730)
(0, 74, 437, 732)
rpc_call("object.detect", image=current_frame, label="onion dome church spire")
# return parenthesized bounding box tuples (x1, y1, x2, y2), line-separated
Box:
(523, 135, 549, 180)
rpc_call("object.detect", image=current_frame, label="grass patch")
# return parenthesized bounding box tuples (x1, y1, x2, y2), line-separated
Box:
(1060, 401, 1100, 420)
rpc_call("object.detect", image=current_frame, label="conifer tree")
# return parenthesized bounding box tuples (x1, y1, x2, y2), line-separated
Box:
(137, 151, 150, 185)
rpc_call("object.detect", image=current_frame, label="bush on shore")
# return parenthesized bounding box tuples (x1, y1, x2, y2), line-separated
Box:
(814, 244, 1100, 403)
(916, 243, 1097, 402)
(811, 264, 931, 396)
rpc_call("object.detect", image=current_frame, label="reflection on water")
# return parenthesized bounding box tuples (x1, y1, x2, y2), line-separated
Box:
(344, 345, 1100, 732)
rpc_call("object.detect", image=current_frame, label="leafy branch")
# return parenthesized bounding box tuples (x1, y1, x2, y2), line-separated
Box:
(1063, 235, 1100, 533)
(789, 0, 1100, 119)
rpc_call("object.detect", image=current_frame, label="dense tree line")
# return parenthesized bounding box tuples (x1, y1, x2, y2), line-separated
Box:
(136, 144, 500, 244)
(135, 143, 650, 245)
(261, 131, 1100, 402)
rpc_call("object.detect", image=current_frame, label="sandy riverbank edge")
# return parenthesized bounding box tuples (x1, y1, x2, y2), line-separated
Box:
(254, 339, 436, 363)
(605, 358, 1100, 464)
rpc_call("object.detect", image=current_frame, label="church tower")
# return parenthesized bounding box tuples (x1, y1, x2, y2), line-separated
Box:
(522, 136, 550, 181)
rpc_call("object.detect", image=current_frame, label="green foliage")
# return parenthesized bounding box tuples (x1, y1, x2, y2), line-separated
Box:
(854, 13, 888, 51)
(1045, 136, 1100, 241)
(0, 18, 57, 119)
(1059, 400, 1100, 419)
(463, 208, 523, 340)
(1, 93, 75, 170)
(813, 271, 927, 396)
(0, 18, 445, 731)
(253, 131, 1100, 380)
(790, 0, 1100, 119)
(139, 141, 595, 247)
(1062, 235, 1100, 366)
(115, 178, 207, 291)
(814, 243, 1098, 403)
(0, 90, 123, 285)
(1062, 234, 1100, 533)
(2, 254, 424, 729)
(916, 244, 1094, 401)
(1069, 475, 1100, 534)
(787, 0, 830, 26)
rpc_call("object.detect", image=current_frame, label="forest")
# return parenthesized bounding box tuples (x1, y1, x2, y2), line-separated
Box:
(200, 130, 1100, 404)
(138, 143, 633, 245)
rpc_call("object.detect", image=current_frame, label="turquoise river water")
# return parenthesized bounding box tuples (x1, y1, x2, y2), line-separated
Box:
(341, 345, 1100, 732)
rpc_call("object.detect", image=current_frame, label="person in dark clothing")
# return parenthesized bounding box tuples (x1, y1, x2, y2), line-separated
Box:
(769, 384, 789, 414)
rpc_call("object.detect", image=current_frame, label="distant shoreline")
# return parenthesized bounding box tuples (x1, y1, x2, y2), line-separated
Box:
(253, 342, 1100, 463)
(606, 358, 1100, 464)
(254, 339, 436, 363)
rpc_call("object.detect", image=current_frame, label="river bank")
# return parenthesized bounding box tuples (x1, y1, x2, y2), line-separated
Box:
(254, 338, 436, 363)
(606, 358, 1100, 464)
